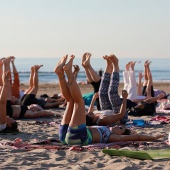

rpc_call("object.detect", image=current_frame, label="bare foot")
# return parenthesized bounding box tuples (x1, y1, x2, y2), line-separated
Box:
(11, 57, 16, 64)
(63, 55, 75, 74)
(131, 61, 136, 71)
(0, 58, 5, 66)
(2, 57, 13, 65)
(103, 55, 113, 72)
(146, 61, 152, 67)
(82, 52, 88, 67)
(83, 53, 91, 67)
(73, 65, 80, 72)
(54, 55, 68, 74)
(144, 60, 149, 67)
(125, 62, 132, 71)
(109, 54, 118, 65)
(34, 65, 43, 71)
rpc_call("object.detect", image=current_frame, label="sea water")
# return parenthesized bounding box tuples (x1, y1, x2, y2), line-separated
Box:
(13, 58, 170, 84)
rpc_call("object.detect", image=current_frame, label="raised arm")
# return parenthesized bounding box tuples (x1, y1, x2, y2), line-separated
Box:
(88, 92, 99, 113)
(98, 90, 128, 126)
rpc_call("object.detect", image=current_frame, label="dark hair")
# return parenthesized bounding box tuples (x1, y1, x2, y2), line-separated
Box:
(86, 115, 94, 126)
(98, 69, 103, 77)
(122, 128, 131, 135)
(1, 122, 19, 133)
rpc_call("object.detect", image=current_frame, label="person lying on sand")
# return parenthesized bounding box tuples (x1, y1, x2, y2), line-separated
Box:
(126, 61, 165, 116)
(82, 52, 101, 110)
(86, 54, 128, 126)
(3, 57, 61, 119)
(0, 58, 18, 133)
(55, 54, 164, 146)
(19, 64, 64, 109)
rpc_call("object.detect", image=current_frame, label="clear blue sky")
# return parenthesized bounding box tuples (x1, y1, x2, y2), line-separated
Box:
(0, 0, 170, 58)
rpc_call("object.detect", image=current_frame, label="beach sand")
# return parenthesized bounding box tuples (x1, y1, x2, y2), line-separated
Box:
(0, 83, 170, 170)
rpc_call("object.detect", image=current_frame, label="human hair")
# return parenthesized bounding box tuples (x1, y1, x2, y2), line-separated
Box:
(122, 128, 131, 135)
(1, 122, 18, 133)
(98, 69, 103, 77)
(86, 115, 94, 126)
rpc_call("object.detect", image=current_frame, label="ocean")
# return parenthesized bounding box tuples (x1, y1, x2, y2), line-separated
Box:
(13, 58, 170, 84)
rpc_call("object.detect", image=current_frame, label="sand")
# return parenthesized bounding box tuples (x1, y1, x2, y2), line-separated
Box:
(0, 83, 170, 170)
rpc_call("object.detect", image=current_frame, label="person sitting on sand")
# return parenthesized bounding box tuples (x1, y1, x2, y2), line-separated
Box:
(55, 54, 164, 146)
(4, 57, 61, 119)
(0, 58, 18, 133)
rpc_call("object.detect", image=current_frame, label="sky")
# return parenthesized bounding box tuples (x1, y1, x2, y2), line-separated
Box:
(0, 0, 170, 58)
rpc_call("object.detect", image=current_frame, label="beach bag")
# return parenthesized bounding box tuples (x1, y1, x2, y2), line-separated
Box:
(127, 102, 156, 116)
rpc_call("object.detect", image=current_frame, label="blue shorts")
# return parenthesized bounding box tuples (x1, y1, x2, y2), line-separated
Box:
(59, 124, 92, 146)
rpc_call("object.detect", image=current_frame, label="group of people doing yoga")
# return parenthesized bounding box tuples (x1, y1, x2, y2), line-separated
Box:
(0, 54, 165, 144)
(0, 57, 63, 133)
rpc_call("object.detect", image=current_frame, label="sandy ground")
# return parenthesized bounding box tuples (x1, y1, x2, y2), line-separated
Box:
(0, 83, 170, 170)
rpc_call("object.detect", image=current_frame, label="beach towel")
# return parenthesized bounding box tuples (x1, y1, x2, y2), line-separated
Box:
(102, 148, 170, 160)
(150, 116, 170, 124)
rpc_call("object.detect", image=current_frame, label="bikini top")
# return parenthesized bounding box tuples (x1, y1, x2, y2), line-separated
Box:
(96, 110, 115, 125)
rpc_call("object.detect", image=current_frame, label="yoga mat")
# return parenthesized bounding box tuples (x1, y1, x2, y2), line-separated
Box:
(102, 148, 170, 160)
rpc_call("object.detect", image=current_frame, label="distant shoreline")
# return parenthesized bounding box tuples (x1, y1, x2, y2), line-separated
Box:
(20, 82, 170, 97)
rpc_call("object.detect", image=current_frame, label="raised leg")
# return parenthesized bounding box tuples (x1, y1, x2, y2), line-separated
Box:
(54, 55, 74, 125)
(108, 55, 122, 113)
(11, 58, 20, 98)
(99, 55, 112, 110)
(0, 59, 11, 124)
(63, 55, 86, 127)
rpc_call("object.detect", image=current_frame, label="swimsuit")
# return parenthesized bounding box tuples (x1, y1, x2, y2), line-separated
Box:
(59, 124, 111, 145)
(20, 94, 46, 108)
(0, 124, 6, 132)
(142, 85, 154, 97)
(19, 105, 29, 118)
(95, 110, 114, 125)
(6, 100, 13, 118)
(93, 126, 111, 143)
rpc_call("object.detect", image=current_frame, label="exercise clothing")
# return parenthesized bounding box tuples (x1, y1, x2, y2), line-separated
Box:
(0, 124, 6, 132)
(59, 124, 112, 145)
(6, 100, 13, 118)
(19, 105, 29, 118)
(99, 72, 122, 113)
(92, 126, 111, 143)
(90, 80, 101, 110)
(20, 94, 46, 108)
(59, 124, 92, 145)
(142, 85, 154, 97)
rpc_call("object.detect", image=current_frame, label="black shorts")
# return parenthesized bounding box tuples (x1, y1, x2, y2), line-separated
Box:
(20, 94, 46, 108)
(19, 105, 28, 118)
(20, 94, 37, 106)
(6, 100, 13, 118)
(142, 85, 154, 97)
